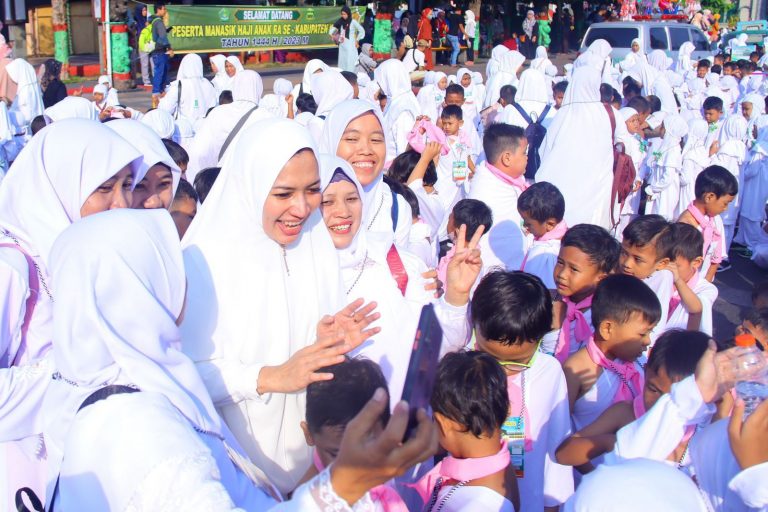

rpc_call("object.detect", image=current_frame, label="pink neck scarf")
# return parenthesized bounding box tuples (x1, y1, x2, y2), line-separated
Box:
(632, 394, 645, 419)
(669, 271, 700, 316)
(485, 162, 528, 193)
(585, 337, 643, 403)
(554, 295, 593, 363)
(314, 450, 408, 512)
(406, 118, 450, 156)
(686, 202, 723, 265)
(520, 221, 568, 271)
(411, 441, 510, 502)
(437, 245, 456, 286)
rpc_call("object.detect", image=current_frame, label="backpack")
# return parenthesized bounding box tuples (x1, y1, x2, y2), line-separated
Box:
(603, 103, 637, 230)
(512, 103, 551, 180)
(139, 17, 161, 53)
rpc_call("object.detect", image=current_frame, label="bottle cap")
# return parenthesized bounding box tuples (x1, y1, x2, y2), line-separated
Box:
(735, 333, 757, 347)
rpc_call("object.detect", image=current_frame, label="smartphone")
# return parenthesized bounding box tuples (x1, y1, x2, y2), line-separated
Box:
(400, 304, 443, 442)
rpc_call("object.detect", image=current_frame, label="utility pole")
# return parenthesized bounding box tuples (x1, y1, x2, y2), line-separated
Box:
(52, 0, 69, 78)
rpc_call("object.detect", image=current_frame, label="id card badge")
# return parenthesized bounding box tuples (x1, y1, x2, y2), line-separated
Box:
(452, 160, 468, 183)
(502, 415, 525, 478)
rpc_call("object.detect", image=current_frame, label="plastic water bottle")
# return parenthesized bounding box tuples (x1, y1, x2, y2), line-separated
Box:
(733, 334, 768, 419)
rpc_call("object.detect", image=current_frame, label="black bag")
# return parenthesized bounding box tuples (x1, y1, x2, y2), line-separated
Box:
(512, 103, 551, 180)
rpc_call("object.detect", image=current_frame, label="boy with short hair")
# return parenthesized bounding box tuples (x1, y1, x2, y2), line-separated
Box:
(472, 271, 574, 511)
(442, 83, 482, 153)
(437, 198, 493, 285)
(552, 81, 568, 110)
(545, 224, 620, 362)
(702, 96, 724, 150)
(678, 165, 737, 280)
(738, 308, 768, 350)
(469, 123, 530, 272)
(564, 274, 661, 433)
(660, 223, 718, 335)
(517, 182, 567, 291)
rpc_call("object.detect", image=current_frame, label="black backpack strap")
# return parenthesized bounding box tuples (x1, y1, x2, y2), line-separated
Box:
(512, 102, 533, 125)
(174, 79, 182, 120)
(46, 385, 139, 512)
(537, 104, 551, 124)
(15, 487, 44, 512)
(218, 105, 258, 161)
(389, 184, 399, 232)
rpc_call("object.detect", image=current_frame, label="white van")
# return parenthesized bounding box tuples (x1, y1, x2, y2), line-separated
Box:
(579, 21, 712, 62)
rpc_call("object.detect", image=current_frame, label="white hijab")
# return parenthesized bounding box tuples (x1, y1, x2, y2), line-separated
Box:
(226, 55, 244, 73)
(676, 41, 695, 75)
(141, 108, 176, 139)
(209, 54, 232, 93)
(231, 69, 264, 104)
(717, 114, 748, 161)
(105, 119, 181, 196)
(0, 119, 141, 267)
(484, 50, 525, 108)
(169, 53, 218, 122)
(260, 78, 293, 118)
(530, 46, 552, 71)
(300, 59, 329, 94)
(43, 209, 223, 507)
(683, 118, 711, 169)
(44, 96, 97, 122)
(516, 67, 549, 104)
(311, 69, 354, 117)
(658, 114, 688, 168)
(7, 58, 44, 127)
(374, 59, 420, 159)
(486, 44, 510, 79)
(180, 119, 341, 492)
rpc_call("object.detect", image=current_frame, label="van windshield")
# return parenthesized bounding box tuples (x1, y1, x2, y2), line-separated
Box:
(584, 27, 639, 48)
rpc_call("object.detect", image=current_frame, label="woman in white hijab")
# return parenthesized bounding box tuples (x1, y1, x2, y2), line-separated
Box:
(416, 71, 447, 121)
(676, 41, 696, 77)
(43, 96, 96, 122)
(373, 59, 420, 163)
(619, 38, 646, 71)
(226, 55, 244, 75)
(318, 155, 475, 400)
(106, 119, 181, 210)
(260, 77, 294, 119)
(181, 118, 378, 494)
(645, 114, 688, 220)
(633, 57, 678, 114)
(97, 74, 120, 106)
(159, 53, 218, 123)
(45, 208, 431, 510)
(187, 70, 273, 182)
(485, 44, 510, 80)
(209, 54, 232, 93)
(290, 59, 329, 109)
(456, 67, 480, 126)
(712, 114, 749, 252)
(141, 108, 176, 140)
(537, 65, 616, 228)
(6, 58, 44, 137)
(307, 70, 354, 142)
(320, 99, 413, 249)
(500, 68, 556, 129)
(0, 119, 142, 507)
(678, 118, 711, 218)
(530, 46, 552, 72)
(483, 50, 525, 109)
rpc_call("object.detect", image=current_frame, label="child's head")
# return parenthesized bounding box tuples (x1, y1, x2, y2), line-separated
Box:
(472, 271, 552, 370)
(444, 83, 465, 107)
(591, 274, 661, 360)
(646, 95, 661, 114)
(92, 84, 107, 104)
(388, 149, 437, 188)
(644, 330, 711, 410)
(303, 357, 390, 467)
(162, 139, 189, 175)
(713, 54, 724, 66)
(599, 83, 614, 105)
(723, 61, 736, 75)
(30, 114, 48, 136)
(663, 223, 704, 281)
(398, 183, 421, 221)
(696, 59, 711, 78)
(627, 95, 650, 126)
(193, 166, 221, 204)
(341, 70, 359, 99)
(553, 80, 568, 109)
(739, 308, 768, 350)
(499, 84, 517, 107)
(620, 215, 672, 279)
(710, 64, 723, 75)
(440, 104, 464, 136)
(459, 70, 473, 88)
(702, 96, 724, 123)
(296, 92, 317, 115)
(753, 281, 768, 309)
(694, 165, 738, 217)
(482, 122, 527, 176)
(447, 198, 493, 242)
(431, 351, 508, 452)
(170, 179, 198, 239)
(517, 182, 565, 238)
(218, 90, 233, 105)
(556, 224, 619, 301)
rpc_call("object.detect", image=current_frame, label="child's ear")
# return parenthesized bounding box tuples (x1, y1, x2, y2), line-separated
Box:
(595, 271, 609, 283)
(544, 218, 559, 231)
(655, 256, 671, 271)
(433, 412, 455, 436)
(598, 319, 613, 341)
(300, 421, 315, 447)
(459, 119, 464, 126)
(692, 256, 704, 271)
(703, 192, 716, 204)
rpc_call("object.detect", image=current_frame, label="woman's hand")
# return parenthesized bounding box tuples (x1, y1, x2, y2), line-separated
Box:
(422, 268, 444, 298)
(445, 223, 484, 306)
(318, 298, 381, 351)
(331, 388, 438, 505)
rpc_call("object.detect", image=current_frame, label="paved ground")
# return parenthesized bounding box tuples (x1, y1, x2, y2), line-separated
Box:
(56, 49, 764, 339)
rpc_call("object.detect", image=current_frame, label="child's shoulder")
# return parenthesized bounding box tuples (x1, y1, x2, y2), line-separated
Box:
(677, 209, 697, 226)
(563, 346, 592, 370)
(551, 298, 566, 330)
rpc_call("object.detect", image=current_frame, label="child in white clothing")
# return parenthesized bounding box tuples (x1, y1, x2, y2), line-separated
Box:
(710, 115, 748, 256)
(677, 118, 710, 219)
(645, 115, 689, 221)
(734, 120, 768, 251)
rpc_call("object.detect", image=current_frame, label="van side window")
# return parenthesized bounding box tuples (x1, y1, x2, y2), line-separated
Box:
(650, 27, 668, 50)
(669, 27, 689, 50)
(691, 29, 710, 51)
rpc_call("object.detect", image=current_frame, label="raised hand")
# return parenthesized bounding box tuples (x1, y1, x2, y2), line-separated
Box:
(728, 398, 768, 470)
(319, 298, 381, 352)
(445, 223, 484, 306)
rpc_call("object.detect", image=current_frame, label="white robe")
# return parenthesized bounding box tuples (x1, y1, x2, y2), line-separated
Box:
(158, 54, 218, 123)
(374, 60, 420, 163)
(663, 276, 717, 336)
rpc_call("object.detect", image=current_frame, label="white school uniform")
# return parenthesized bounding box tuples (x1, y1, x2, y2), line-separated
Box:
(541, 308, 593, 358)
(408, 179, 445, 249)
(521, 238, 560, 290)
(663, 277, 717, 336)
(643, 270, 673, 346)
(645, 115, 688, 221)
(696, 214, 728, 278)
(734, 138, 768, 251)
(432, 486, 515, 511)
(615, 109, 646, 237)
(571, 365, 642, 432)
(507, 353, 574, 510)
(704, 119, 723, 152)
(677, 119, 711, 219)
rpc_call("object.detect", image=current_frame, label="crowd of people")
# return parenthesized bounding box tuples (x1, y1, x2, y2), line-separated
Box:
(1, 3, 768, 510)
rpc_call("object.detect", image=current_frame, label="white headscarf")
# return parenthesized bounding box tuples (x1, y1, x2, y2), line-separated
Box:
(374, 59, 419, 160)
(43, 209, 223, 504)
(260, 78, 293, 118)
(44, 96, 97, 122)
(516, 68, 549, 104)
(683, 117, 711, 169)
(0, 119, 141, 267)
(530, 46, 552, 71)
(105, 119, 181, 195)
(676, 41, 696, 75)
(658, 114, 688, 168)
(486, 44, 510, 79)
(7, 58, 44, 127)
(311, 69, 354, 117)
(225, 55, 244, 73)
(417, 71, 446, 119)
(230, 69, 264, 104)
(300, 59, 329, 94)
(620, 38, 646, 71)
(484, 50, 525, 108)
(648, 49, 672, 72)
(209, 54, 231, 93)
(141, 108, 176, 140)
(564, 459, 709, 511)
(97, 74, 119, 106)
(717, 114, 748, 161)
(742, 93, 765, 139)
(165, 53, 218, 122)
(273, 77, 292, 97)
(180, 119, 341, 492)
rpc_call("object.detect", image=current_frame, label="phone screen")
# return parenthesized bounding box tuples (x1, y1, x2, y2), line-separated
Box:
(400, 303, 443, 442)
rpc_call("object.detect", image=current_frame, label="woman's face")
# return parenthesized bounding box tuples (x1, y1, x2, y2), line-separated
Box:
(336, 112, 386, 188)
(625, 114, 641, 134)
(632, 41, 640, 52)
(438, 77, 448, 90)
(262, 149, 321, 246)
(225, 61, 236, 77)
(321, 179, 362, 249)
(131, 164, 174, 210)
(142, 7, 147, 16)
(341, 10, 349, 19)
(742, 101, 754, 120)
(460, 74, 472, 87)
(80, 166, 133, 217)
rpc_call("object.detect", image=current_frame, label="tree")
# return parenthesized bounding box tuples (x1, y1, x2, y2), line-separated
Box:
(51, 0, 69, 79)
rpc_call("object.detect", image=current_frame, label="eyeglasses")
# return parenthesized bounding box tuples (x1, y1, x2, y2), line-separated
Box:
(494, 339, 543, 369)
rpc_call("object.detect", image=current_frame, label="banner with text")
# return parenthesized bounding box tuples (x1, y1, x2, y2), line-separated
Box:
(166, 5, 366, 53)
